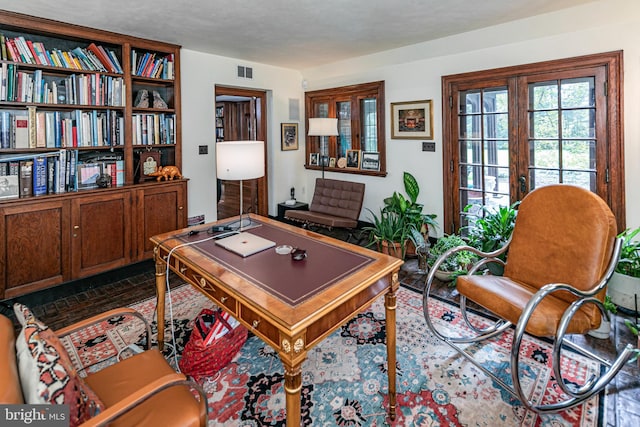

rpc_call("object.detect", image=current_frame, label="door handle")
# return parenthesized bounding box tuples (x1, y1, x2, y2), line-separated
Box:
(519, 175, 527, 193)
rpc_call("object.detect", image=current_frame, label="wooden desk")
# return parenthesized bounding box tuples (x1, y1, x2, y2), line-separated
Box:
(151, 214, 403, 425)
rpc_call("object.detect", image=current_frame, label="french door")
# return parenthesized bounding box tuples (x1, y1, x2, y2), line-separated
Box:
(442, 52, 624, 234)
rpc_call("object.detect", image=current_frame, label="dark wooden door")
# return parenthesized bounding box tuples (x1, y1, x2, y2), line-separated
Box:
(0, 200, 70, 299)
(71, 191, 132, 278)
(136, 181, 187, 259)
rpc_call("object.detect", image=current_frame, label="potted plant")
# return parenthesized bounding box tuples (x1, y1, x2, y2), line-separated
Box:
(383, 172, 438, 255)
(607, 227, 640, 312)
(427, 234, 477, 284)
(463, 202, 519, 275)
(362, 208, 411, 259)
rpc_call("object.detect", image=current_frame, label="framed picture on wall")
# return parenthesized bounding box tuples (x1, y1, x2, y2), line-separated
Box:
(281, 123, 298, 151)
(390, 99, 433, 140)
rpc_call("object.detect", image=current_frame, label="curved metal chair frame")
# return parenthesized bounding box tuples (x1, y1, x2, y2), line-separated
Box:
(423, 232, 635, 414)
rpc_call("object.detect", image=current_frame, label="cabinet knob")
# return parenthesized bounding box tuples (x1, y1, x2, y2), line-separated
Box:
(179, 206, 184, 210)
(73, 225, 80, 229)
(220, 296, 228, 303)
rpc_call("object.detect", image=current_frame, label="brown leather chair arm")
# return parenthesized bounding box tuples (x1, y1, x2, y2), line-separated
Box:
(55, 308, 152, 350)
(79, 373, 208, 427)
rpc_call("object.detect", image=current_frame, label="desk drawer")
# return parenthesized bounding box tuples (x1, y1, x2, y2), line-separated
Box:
(188, 272, 237, 314)
(239, 306, 278, 347)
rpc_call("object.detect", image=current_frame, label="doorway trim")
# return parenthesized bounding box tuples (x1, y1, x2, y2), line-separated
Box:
(215, 85, 269, 216)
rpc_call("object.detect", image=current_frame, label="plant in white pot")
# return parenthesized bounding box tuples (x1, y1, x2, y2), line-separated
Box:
(607, 227, 640, 312)
(427, 234, 477, 285)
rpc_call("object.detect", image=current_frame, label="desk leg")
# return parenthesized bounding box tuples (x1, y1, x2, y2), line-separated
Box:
(282, 361, 303, 427)
(385, 288, 398, 421)
(154, 248, 166, 351)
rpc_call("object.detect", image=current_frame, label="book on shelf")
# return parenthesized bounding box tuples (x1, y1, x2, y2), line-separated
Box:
(32, 156, 47, 196)
(0, 111, 10, 148)
(19, 159, 33, 197)
(13, 111, 29, 149)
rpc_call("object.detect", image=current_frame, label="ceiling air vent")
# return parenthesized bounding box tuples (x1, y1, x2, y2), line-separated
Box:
(237, 65, 253, 79)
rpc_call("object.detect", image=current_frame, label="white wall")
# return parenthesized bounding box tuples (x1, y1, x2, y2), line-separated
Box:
(180, 51, 304, 221)
(180, 0, 640, 232)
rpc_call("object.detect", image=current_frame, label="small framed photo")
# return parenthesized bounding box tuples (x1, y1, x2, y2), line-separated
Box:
(281, 123, 298, 151)
(77, 163, 102, 189)
(391, 100, 433, 140)
(346, 149, 361, 168)
(361, 151, 380, 171)
(309, 153, 319, 166)
(329, 157, 336, 168)
(320, 155, 329, 167)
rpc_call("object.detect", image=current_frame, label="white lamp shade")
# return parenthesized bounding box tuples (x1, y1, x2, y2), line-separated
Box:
(216, 141, 265, 180)
(308, 118, 338, 136)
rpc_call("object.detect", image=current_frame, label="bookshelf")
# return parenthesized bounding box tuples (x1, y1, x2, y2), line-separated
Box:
(0, 10, 186, 299)
(215, 104, 224, 142)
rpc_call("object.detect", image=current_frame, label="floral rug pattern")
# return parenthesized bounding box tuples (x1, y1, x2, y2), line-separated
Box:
(61, 285, 602, 426)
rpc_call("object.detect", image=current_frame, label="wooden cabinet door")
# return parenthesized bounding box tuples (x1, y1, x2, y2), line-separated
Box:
(71, 191, 132, 278)
(0, 200, 70, 299)
(135, 181, 187, 260)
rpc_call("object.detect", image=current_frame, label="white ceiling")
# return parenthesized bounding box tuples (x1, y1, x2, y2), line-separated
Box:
(0, 0, 596, 69)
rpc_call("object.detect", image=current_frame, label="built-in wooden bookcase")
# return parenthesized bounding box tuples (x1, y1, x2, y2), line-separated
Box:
(0, 10, 186, 299)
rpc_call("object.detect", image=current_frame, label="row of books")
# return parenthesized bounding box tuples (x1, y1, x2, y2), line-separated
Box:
(131, 51, 174, 80)
(132, 113, 175, 146)
(0, 151, 125, 199)
(0, 109, 124, 149)
(0, 64, 125, 106)
(0, 33, 123, 74)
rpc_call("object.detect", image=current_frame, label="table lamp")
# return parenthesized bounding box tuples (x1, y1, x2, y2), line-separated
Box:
(216, 140, 264, 230)
(308, 118, 338, 178)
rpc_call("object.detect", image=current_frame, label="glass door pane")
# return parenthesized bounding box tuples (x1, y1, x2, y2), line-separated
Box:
(527, 77, 596, 192)
(458, 87, 510, 229)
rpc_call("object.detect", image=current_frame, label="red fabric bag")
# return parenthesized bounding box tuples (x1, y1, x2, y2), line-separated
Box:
(179, 308, 248, 380)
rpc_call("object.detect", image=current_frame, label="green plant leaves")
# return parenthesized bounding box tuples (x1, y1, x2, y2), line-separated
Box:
(403, 172, 419, 204)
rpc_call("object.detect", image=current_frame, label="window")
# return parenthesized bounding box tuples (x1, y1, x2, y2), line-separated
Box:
(443, 51, 624, 233)
(305, 81, 386, 176)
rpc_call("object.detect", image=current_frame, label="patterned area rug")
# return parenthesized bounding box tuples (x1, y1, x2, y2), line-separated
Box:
(60, 284, 603, 426)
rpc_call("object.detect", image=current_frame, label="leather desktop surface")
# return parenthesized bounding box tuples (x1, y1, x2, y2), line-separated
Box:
(175, 220, 374, 306)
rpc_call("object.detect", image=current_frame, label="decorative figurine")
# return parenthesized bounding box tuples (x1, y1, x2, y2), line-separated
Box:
(148, 165, 182, 181)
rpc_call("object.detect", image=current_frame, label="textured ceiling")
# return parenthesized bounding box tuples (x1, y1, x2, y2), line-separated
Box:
(0, 0, 595, 69)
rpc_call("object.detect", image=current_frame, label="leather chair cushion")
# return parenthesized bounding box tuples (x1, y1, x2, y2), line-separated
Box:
(457, 274, 600, 336)
(85, 349, 203, 427)
(504, 185, 616, 303)
(0, 315, 23, 404)
(285, 209, 358, 228)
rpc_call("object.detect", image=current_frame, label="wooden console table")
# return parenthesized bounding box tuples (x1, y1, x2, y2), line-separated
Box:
(151, 214, 403, 425)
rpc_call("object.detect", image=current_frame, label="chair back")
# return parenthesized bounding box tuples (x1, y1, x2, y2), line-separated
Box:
(309, 178, 365, 221)
(504, 185, 617, 306)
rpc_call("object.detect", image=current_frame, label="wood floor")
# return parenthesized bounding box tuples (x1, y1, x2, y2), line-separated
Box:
(2, 228, 639, 426)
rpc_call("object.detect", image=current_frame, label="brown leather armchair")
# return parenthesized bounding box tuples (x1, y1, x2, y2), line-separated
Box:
(423, 184, 635, 413)
(285, 178, 365, 240)
(1, 307, 207, 426)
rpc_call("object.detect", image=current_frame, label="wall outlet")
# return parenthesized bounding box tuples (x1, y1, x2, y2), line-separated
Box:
(422, 141, 436, 152)
(198, 145, 208, 155)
